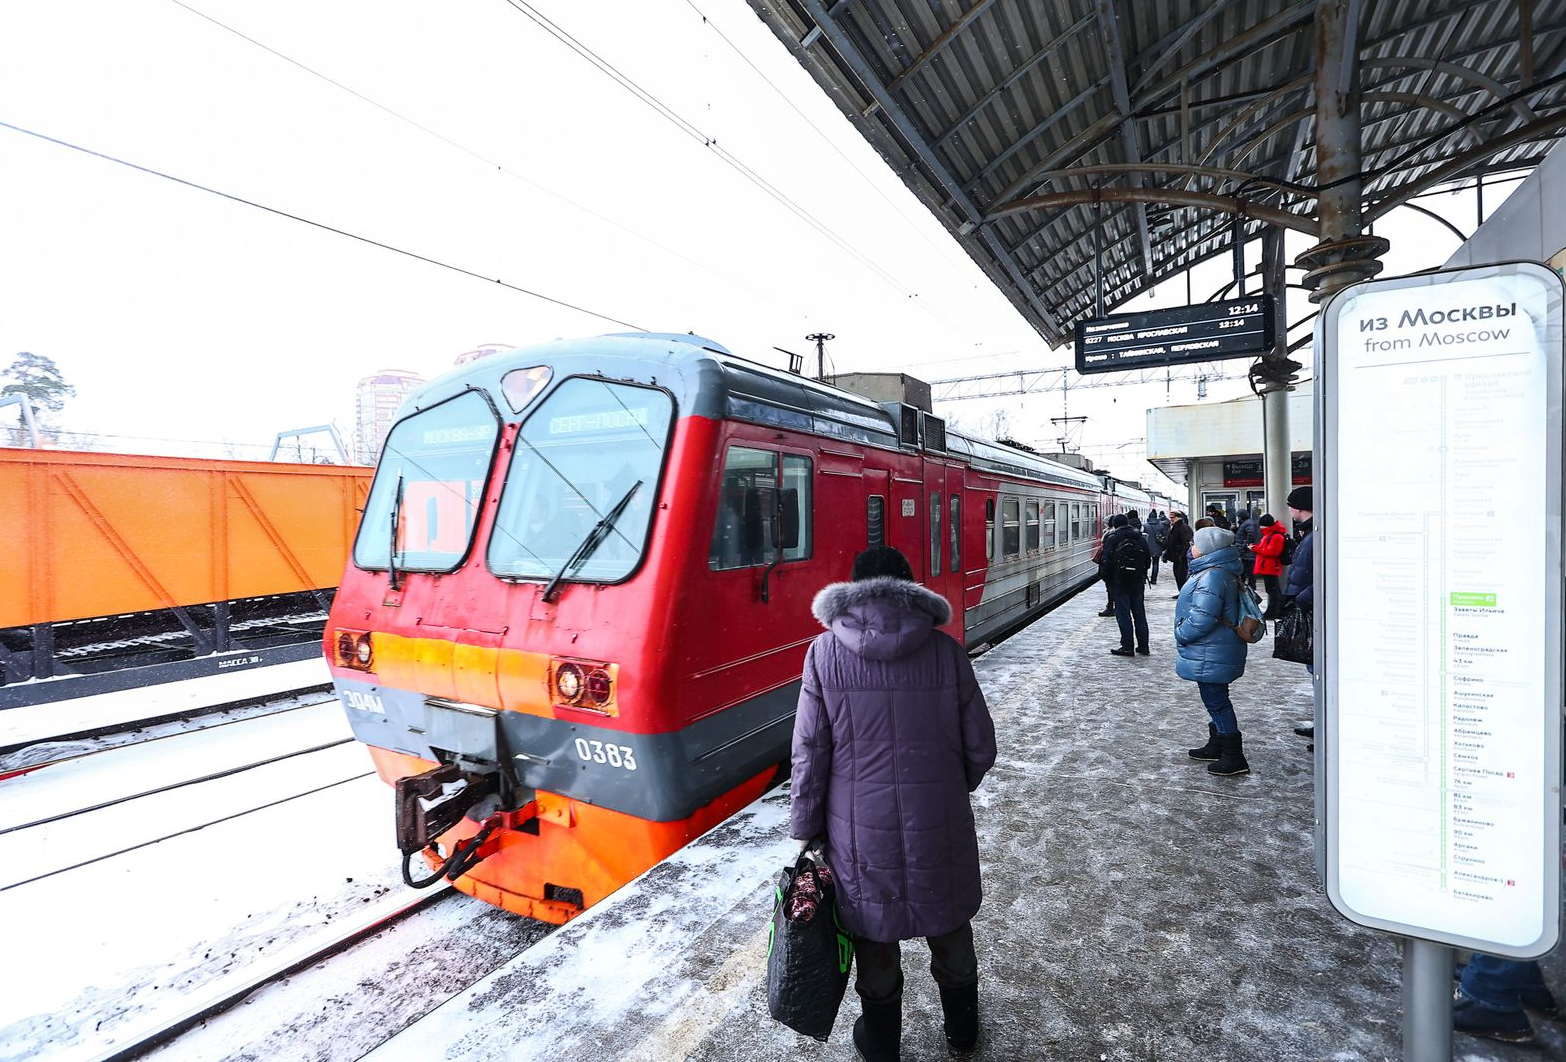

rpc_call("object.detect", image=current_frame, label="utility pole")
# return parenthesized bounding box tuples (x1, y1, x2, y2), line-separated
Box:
(806, 333, 835, 381)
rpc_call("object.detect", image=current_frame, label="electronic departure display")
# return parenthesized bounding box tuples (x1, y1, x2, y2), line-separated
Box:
(1073, 296, 1277, 374)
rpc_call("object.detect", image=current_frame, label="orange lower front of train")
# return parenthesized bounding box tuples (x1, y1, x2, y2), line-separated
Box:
(369, 747, 775, 924)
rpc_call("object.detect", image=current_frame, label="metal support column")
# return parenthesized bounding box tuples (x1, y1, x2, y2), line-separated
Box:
(1259, 228, 1294, 524)
(1295, 0, 1387, 301)
(1402, 938, 1454, 1061)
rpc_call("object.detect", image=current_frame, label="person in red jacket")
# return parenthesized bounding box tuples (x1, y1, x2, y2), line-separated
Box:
(1251, 514, 1287, 619)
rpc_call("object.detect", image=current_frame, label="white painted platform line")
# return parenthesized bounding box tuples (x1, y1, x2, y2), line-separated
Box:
(0, 657, 333, 748)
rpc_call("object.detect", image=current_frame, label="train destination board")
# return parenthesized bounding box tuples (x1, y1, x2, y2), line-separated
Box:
(1073, 296, 1276, 374)
(1320, 262, 1563, 956)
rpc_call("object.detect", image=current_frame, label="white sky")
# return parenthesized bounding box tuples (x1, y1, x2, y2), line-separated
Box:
(0, 0, 1529, 492)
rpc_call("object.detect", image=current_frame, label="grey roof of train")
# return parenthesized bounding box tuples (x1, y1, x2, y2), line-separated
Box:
(402, 333, 1102, 490)
(745, 0, 1566, 346)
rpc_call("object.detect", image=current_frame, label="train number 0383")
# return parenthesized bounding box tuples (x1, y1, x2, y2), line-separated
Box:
(574, 738, 638, 771)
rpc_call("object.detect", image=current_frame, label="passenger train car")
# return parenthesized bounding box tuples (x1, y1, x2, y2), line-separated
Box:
(325, 333, 1125, 922)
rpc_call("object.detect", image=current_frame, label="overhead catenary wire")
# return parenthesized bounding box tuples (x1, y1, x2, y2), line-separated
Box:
(164, 0, 777, 308)
(676, 0, 972, 276)
(497, 0, 949, 318)
(0, 120, 648, 332)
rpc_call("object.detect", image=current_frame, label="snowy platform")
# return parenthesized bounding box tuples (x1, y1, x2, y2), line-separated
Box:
(369, 584, 1564, 1061)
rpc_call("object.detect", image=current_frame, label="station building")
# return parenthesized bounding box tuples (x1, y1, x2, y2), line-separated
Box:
(1145, 386, 1313, 523)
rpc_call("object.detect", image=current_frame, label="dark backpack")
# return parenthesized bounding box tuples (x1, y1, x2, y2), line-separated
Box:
(1280, 534, 1297, 566)
(1109, 534, 1151, 582)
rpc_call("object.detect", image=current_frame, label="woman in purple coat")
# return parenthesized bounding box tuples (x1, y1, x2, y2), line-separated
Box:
(791, 546, 997, 1061)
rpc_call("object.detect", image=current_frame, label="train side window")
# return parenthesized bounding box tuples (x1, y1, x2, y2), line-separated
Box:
(1044, 501, 1057, 548)
(1071, 503, 1082, 541)
(709, 448, 813, 570)
(929, 492, 941, 578)
(1024, 500, 1040, 553)
(1001, 497, 1020, 557)
(781, 455, 812, 562)
(985, 499, 994, 560)
(949, 494, 959, 573)
(868, 495, 885, 548)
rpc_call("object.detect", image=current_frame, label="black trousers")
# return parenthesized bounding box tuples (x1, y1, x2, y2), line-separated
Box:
(1261, 573, 1282, 616)
(854, 922, 978, 1005)
(1113, 585, 1149, 650)
(1172, 555, 1190, 588)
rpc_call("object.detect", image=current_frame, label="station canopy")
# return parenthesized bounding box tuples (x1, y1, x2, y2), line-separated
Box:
(747, 0, 1566, 345)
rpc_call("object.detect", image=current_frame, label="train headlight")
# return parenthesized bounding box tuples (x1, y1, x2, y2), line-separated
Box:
(585, 668, 612, 706)
(334, 629, 374, 672)
(554, 662, 585, 704)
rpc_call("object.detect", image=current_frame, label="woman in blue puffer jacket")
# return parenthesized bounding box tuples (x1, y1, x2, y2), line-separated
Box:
(1174, 525, 1250, 776)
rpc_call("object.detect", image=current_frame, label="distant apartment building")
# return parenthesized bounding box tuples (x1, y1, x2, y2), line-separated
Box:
(353, 369, 424, 464)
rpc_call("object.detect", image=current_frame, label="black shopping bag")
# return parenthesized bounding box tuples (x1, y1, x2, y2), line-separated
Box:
(1273, 601, 1313, 665)
(766, 851, 853, 1041)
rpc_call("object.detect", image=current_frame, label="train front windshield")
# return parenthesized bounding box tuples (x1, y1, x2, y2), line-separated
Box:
(487, 377, 673, 583)
(353, 390, 500, 573)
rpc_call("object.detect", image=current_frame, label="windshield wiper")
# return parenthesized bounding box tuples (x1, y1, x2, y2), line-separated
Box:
(388, 473, 405, 591)
(541, 480, 642, 603)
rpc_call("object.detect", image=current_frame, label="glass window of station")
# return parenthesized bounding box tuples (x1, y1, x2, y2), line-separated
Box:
(709, 447, 813, 570)
(353, 389, 500, 573)
(488, 378, 674, 583)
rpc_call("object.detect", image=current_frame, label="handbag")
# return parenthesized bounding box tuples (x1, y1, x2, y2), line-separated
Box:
(1219, 574, 1267, 643)
(766, 850, 854, 1041)
(1272, 601, 1314, 664)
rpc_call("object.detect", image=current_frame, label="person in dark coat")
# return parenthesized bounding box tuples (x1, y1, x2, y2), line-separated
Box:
(1126, 509, 1142, 531)
(1144, 510, 1167, 586)
(1251, 515, 1287, 619)
(1205, 505, 1232, 530)
(1175, 525, 1250, 775)
(1234, 509, 1260, 589)
(1163, 511, 1193, 595)
(1284, 486, 1316, 744)
(1094, 521, 1116, 616)
(1102, 513, 1151, 657)
(791, 546, 997, 1061)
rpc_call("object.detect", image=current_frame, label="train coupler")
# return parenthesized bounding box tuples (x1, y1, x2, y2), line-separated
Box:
(394, 763, 500, 856)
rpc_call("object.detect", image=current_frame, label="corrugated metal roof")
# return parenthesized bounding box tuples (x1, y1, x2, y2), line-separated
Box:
(746, 0, 1566, 345)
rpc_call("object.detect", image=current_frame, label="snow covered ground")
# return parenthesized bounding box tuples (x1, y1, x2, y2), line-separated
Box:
(1, 656, 332, 752)
(0, 694, 415, 1062)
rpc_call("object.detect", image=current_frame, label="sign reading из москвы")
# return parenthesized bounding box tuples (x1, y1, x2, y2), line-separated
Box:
(1073, 296, 1276, 374)
(1320, 261, 1563, 957)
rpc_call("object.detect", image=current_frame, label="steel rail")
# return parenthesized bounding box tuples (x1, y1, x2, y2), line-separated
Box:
(97, 885, 457, 1062)
(0, 767, 374, 893)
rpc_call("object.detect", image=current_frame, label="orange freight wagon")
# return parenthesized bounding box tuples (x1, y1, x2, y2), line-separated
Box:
(0, 449, 372, 708)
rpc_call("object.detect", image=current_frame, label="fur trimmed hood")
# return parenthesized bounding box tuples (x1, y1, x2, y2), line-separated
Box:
(812, 576, 953, 627)
(811, 577, 952, 661)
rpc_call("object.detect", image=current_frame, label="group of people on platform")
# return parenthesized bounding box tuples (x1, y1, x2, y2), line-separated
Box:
(782, 483, 1552, 1059)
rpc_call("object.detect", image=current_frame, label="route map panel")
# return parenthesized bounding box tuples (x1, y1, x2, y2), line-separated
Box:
(1321, 262, 1563, 957)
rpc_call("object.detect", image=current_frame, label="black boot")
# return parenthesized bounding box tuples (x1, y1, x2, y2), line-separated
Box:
(1188, 723, 1220, 760)
(853, 997, 902, 1062)
(1207, 732, 1251, 776)
(938, 983, 979, 1055)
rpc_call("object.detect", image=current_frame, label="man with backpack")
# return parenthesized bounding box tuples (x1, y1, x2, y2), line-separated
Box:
(1103, 514, 1152, 658)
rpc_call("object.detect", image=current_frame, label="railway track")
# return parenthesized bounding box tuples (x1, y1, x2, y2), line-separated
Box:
(104, 885, 455, 1062)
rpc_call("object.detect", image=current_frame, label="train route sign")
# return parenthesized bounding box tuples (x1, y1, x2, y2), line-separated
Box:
(1319, 261, 1563, 957)
(1073, 296, 1276, 374)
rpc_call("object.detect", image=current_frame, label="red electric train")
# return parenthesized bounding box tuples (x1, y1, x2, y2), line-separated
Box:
(325, 332, 1133, 922)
